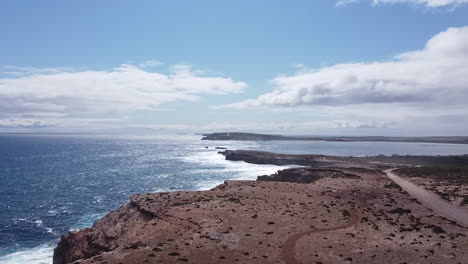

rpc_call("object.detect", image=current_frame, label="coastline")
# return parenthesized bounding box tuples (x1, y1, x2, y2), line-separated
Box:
(53, 150, 468, 264)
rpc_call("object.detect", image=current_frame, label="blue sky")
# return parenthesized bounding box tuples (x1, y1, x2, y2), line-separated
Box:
(1, 0, 468, 135)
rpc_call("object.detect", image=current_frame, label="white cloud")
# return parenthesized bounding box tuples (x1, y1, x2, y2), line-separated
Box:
(0, 118, 54, 128)
(117, 120, 402, 134)
(333, 120, 396, 129)
(117, 121, 341, 133)
(214, 26, 468, 134)
(337, 0, 468, 7)
(2, 65, 75, 76)
(219, 26, 468, 110)
(0, 64, 247, 121)
(336, 0, 360, 7)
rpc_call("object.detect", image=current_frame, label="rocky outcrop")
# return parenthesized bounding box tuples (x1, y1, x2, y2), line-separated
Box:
(257, 168, 360, 183)
(220, 150, 330, 166)
(221, 150, 468, 168)
(53, 191, 211, 264)
(53, 219, 117, 264)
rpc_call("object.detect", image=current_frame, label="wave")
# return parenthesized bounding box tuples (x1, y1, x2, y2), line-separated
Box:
(0, 243, 54, 264)
(181, 149, 294, 190)
(14, 218, 59, 236)
(68, 213, 106, 232)
(1, 212, 107, 264)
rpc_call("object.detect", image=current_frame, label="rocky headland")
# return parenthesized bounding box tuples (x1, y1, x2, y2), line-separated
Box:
(219, 150, 330, 166)
(53, 150, 468, 264)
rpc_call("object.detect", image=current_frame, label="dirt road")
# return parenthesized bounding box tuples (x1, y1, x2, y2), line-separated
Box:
(385, 169, 468, 226)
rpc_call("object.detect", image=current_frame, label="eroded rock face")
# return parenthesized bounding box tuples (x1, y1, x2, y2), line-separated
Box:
(53, 226, 116, 264)
(53, 166, 468, 264)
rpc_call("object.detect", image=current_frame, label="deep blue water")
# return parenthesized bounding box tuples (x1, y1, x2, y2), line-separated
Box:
(1, 134, 468, 264)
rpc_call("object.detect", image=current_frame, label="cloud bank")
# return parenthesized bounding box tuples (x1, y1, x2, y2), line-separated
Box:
(219, 26, 468, 110)
(336, 0, 468, 7)
(215, 26, 468, 134)
(0, 64, 247, 125)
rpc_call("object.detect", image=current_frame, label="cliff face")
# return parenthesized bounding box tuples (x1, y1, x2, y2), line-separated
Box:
(53, 200, 147, 264)
(53, 167, 468, 264)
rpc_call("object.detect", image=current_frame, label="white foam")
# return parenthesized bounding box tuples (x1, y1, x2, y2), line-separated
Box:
(158, 173, 171, 179)
(0, 213, 107, 263)
(47, 210, 58, 215)
(69, 213, 105, 232)
(35, 220, 43, 227)
(93, 195, 106, 204)
(182, 150, 295, 190)
(13, 218, 58, 236)
(0, 243, 54, 264)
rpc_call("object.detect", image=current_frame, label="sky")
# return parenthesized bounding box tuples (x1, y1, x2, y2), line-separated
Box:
(1, 0, 468, 135)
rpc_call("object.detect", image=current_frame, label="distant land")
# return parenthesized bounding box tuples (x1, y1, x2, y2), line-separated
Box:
(202, 132, 468, 144)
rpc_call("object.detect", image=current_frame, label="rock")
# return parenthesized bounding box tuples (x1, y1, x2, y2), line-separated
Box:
(389, 208, 412, 215)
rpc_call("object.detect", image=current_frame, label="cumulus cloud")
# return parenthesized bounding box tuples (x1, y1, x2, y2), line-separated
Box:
(336, 0, 468, 7)
(214, 26, 468, 134)
(218, 26, 468, 110)
(0, 64, 247, 121)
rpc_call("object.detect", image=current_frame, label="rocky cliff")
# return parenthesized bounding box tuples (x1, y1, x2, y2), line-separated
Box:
(53, 166, 468, 264)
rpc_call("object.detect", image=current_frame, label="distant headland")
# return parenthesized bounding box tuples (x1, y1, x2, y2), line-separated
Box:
(202, 132, 468, 144)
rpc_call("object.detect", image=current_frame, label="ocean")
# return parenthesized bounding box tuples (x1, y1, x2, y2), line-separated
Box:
(1, 133, 468, 264)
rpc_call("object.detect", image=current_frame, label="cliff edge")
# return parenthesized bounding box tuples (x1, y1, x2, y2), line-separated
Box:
(53, 166, 468, 264)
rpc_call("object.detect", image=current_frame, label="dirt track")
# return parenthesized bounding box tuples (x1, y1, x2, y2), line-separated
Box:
(282, 209, 359, 264)
(385, 169, 468, 226)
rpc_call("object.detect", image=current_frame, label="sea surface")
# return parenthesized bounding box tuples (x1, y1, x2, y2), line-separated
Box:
(1, 133, 468, 264)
